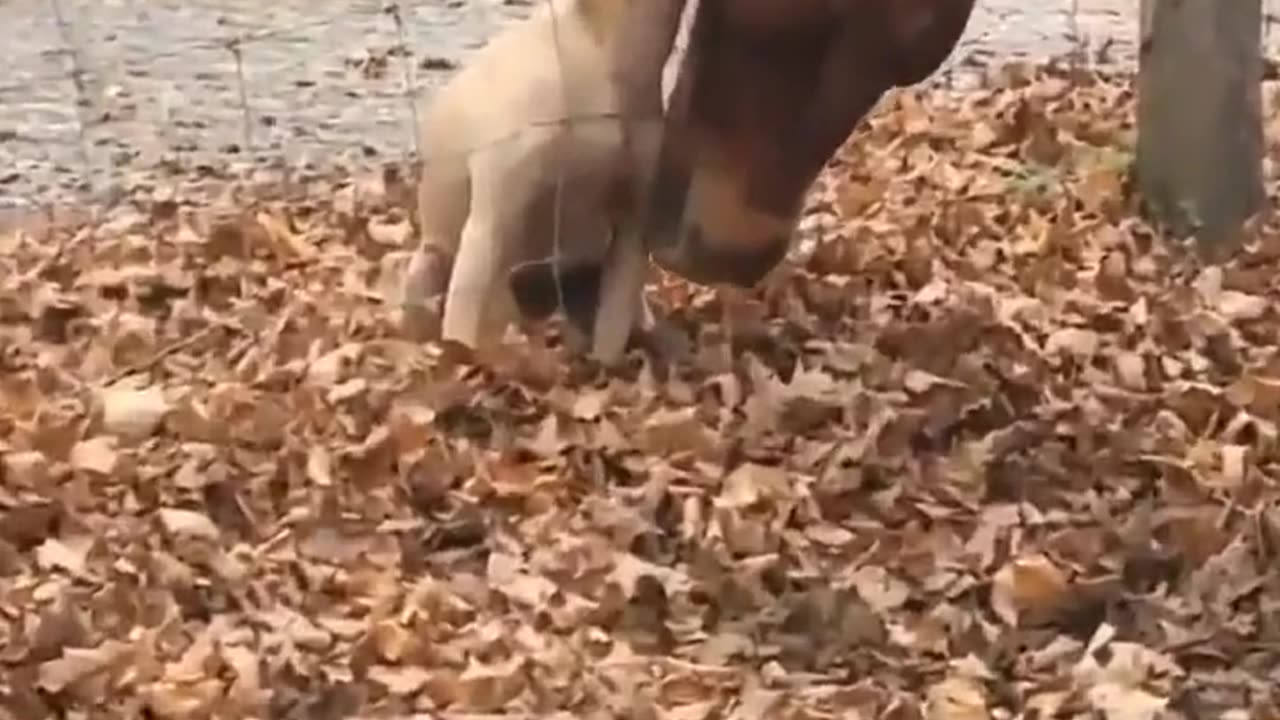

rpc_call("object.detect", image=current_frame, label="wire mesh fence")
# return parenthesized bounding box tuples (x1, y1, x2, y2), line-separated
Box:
(1, 0, 1277, 212)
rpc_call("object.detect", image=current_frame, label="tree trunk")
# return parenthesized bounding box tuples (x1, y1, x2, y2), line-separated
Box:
(1137, 0, 1264, 259)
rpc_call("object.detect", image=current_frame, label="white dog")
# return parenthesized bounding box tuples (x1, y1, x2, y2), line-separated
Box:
(399, 0, 691, 363)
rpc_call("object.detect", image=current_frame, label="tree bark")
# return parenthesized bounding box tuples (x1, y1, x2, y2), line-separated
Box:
(1137, 0, 1264, 259)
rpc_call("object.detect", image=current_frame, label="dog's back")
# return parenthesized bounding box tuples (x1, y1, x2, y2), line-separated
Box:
(416, 0, 624, 256)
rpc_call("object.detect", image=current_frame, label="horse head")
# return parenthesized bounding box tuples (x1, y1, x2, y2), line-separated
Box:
(643, 0, 978, 287)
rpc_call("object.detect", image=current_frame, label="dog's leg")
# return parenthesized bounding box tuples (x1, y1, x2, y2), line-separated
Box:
(440, 223, 501, 349)
(400, 242, 451, 341)
(596, 229, 695, 369)
(440, 159, 512, 350)
(589, 223, 648, 365)
(589, 0, 688, 366)
(610, 0, 689, 125)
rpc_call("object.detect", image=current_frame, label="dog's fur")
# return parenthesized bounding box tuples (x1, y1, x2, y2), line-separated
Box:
(400, 0, 686, 362)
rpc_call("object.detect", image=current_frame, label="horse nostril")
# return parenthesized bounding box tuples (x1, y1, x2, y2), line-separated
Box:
(653, 226, 789, 288)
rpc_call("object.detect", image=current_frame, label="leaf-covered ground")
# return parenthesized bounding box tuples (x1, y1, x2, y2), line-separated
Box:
(5, 63, 1280, 719)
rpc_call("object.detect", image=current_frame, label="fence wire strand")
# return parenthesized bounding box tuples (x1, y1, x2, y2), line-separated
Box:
(545, 0, 573, 327)
(45, 0, 96, 195)
(384, 2, 423, 160)
(3, 1, 1268, 211)
(226, 37, 255, 152)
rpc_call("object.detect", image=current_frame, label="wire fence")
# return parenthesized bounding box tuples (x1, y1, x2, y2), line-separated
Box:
(1, 0, 1278, 212)
(1, 0, 524, 211)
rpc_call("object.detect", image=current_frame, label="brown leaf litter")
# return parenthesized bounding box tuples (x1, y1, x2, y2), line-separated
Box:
(6, 60, 1280, 719)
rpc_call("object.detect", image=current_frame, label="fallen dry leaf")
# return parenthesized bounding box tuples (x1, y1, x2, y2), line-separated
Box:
(156, 508, 221, 541)
(68, 436, 120, 476)
(925, 675, 989, 720)
(38, 640, 132, 694)
(2, 56, 1279, 720)
(98, 381, 170, 440)
(990, 553, 1070, 626)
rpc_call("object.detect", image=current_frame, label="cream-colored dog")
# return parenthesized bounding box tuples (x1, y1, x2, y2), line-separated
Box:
(399, 0, 690, 363)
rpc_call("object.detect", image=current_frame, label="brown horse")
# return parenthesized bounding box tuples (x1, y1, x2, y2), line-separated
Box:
(640, 0, 978, 287)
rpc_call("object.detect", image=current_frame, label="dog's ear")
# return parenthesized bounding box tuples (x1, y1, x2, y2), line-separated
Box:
(508, 258, 604, 335)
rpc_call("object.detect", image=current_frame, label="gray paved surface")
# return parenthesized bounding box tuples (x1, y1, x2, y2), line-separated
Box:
(0, 0, 1274, 208)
